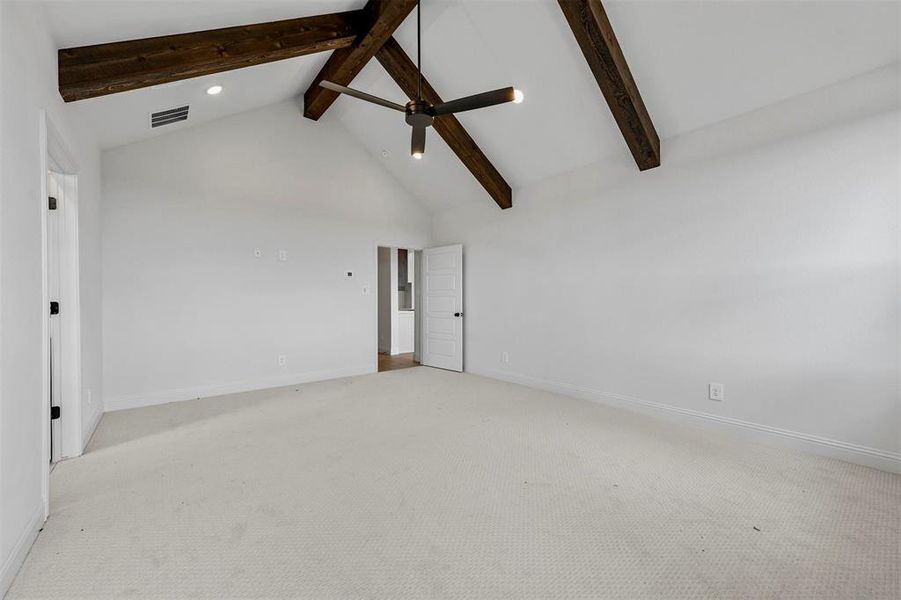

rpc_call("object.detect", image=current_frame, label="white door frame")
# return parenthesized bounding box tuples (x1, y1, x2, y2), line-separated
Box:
(39, 111, 84, 518)
(372, 243, 422, 371)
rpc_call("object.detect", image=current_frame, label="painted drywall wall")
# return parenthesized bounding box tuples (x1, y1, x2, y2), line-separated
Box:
(101, 101, 431, 409)
(432, 64, 901, 471)
(0, 1, 104, 594)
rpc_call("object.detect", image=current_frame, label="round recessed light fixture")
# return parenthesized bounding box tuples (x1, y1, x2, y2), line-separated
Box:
(513, 89, 524, 104)
(206, 85, 223, 96)
(412, 152, 423, 160)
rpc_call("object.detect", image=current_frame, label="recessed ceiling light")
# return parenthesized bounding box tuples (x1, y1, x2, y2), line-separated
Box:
(206, 85, 223, 96)
(513, 89, 524, 104)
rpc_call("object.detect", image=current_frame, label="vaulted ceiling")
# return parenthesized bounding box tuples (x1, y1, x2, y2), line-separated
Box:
(42, 0, 900, 211)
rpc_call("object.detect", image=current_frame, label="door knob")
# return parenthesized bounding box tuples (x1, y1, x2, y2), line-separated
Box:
(454, 312, 463, 317)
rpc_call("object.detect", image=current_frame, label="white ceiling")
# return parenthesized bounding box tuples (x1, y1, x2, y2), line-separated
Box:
(42, 0, 900, 211)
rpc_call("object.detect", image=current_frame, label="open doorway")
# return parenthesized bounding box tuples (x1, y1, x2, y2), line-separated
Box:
(40, 112, 84, 518)
(377, 246, 420, 372)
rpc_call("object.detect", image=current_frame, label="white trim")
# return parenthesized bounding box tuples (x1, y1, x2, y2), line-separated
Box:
(0, 504, 44, 597)
(470, 367, 901, 474)
(104, 365, 373, 412)
(82, 404, 104, 452)
(38, 111, 51, 519)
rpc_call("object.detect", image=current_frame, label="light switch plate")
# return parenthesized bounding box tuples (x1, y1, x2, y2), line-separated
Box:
(709, 382, 724, 401)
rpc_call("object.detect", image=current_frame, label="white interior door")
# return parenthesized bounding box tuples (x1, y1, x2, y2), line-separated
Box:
(47, 171, 63, 463)
(421, 244, 463, 372)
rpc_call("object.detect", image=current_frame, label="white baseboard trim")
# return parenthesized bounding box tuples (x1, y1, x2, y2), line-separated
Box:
(104, 365, 373, 412)
(470, 367, 901, 474)
(0, 504, 44, 597)
(81, 405, 104, 451)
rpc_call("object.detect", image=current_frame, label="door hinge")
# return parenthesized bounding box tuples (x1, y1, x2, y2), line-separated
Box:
(50, 301, 59, 315)
(49, 196, 57, 210)
(50, 406, 60, 420)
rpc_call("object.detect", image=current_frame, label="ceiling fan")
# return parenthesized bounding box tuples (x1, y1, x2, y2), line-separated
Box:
(319, 0, 522, 160)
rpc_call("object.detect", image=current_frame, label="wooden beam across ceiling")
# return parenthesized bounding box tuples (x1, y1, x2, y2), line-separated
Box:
(558, 0, 660, 170)
(376, 37, 513, 210)
(58, 11, 364, 102)
(303, 0, 418, 121)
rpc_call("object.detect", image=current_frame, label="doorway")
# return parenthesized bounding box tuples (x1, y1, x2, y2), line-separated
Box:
(377, 246, 420, 372)
(40, 112, 84, 518)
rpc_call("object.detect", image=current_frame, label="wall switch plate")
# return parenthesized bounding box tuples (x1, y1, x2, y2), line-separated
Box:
(278, 355, 287, 367)
(362, 285, 370, 296)
(502, 351, 510, 364)
(278, 249, 287, 262)
(709, 382, 724, 401)
(253, 247, 263, 258)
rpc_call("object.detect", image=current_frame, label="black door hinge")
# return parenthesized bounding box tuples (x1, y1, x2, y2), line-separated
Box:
(50, 301, 59, 315)
(49, 197, 57, 210)
(50, 406, 60, 420)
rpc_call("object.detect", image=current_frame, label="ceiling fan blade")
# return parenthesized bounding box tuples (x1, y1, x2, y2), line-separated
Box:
(319, 81, 406, 112)
(411, 124, 426, 158)
(429, 87, 516, 116)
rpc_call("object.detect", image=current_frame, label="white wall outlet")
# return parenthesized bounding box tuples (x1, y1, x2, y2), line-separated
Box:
(253, 247, 263, 258)
(278, 249, 288, 262)
(708, 382, 724, 401)
(502, 351, 510, 364)
(86, 389, 93, 408)
(278, 355, 287, 367)
(361, 285, 370, 296)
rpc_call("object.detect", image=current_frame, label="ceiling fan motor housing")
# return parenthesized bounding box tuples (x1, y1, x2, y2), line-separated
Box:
(405, 100, 434, 128)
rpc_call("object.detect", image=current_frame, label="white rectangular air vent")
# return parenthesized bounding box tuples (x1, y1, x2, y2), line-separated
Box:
(150, 106, 189, 128)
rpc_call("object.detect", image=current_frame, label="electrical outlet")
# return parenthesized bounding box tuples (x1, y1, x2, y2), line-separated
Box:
(361, 285, 370, 296)
(253, 247, 263, 258)
(502, 351, 509, 364)
(708, 382, 724, 401)
(87, 389, 93, 408)
(278, 355, 287, 367)
(278, 249, 288, 262)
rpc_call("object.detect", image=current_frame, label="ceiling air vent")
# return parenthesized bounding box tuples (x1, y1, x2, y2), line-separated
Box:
(150, 105, 189, 128)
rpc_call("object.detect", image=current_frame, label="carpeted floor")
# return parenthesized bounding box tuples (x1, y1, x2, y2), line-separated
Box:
(7, 368, 900, 599)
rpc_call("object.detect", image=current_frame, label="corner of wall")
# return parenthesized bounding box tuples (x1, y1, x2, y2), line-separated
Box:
(0, 504, 43, 598)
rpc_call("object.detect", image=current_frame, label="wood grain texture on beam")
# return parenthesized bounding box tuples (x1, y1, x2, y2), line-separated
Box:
(303, 0, 418, 120)
(376, 37, 512, 210)
(59, 11, 363, 102)
(558, 0, 660, 170)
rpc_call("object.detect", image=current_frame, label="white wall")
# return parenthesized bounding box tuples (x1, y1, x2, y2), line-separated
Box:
(102, 101, 431, 409)
(432, 65, 901, 471)
(0, 1, 103, 594)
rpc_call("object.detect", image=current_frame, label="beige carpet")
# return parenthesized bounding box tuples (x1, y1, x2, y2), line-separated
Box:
(7, 368, 900, 599)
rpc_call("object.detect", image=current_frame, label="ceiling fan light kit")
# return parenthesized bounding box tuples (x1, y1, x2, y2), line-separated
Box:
(320, 0, 520, 160)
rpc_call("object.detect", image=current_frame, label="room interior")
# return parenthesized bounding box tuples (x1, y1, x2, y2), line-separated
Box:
(0, 0, 899, 598)
(377, 246, 419, 372)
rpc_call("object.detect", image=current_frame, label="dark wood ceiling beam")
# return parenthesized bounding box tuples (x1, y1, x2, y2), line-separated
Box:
(58, 11, 364, 102)
(558, 0, 660, 170)
(376, 37, 512, 210)
(303, 0, 418, 121)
